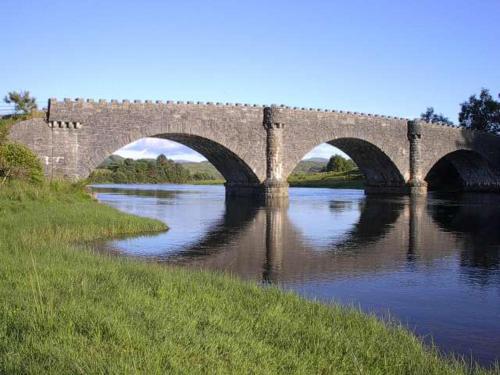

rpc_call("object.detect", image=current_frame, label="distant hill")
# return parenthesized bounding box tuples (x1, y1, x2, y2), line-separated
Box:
(174, 159, 198, 164)
(180, 161, 223, 179)
(292, 158, 328, 174)
(98, 154, 125, 168)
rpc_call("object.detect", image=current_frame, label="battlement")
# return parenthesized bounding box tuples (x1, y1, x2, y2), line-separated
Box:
(48, 120, 81, 129)
(47, 98, 409, 122)
(46, 97, 498, 138)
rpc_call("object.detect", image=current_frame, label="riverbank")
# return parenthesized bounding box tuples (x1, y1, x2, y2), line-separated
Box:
(288, 170, 364, 189)
(190, 171, 365, 189)
(0, 182, 493, 373)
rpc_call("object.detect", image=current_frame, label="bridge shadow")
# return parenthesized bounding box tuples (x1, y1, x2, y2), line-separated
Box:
(428, 192, 500, 286)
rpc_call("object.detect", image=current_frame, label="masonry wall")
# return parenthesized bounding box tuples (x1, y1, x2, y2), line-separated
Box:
(8, 98, 500, 194)
(46, 99, 268, 183)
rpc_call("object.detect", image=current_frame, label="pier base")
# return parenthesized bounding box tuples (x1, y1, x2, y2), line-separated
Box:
(364, 183, 427, 196)
(225, 181, 289, 204)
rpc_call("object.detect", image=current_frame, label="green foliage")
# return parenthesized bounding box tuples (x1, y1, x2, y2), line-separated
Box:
(97, 154, 125, 168)
(292, 157, 328, 174)
(0, 142, 44, 184)
(289, 170, 364, 189)
(192, 171, 214, 180)
(176, 160, 223, 180)
(3, 90, 38, 115)
(324, 155, 357, 173)
(459, 89, 500, 134)
(86, 168, 114, 183)
(89, 154, 192, 184)
(90, 155, 226, 184)
(0, 118, 13, 145)
(0, 182, 493, 374)
(420, 107, 453, 125)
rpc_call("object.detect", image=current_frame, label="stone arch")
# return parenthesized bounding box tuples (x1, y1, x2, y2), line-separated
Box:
(288, 138, 406, 191)
(90, 133, 261, 184)
(425, 149, 500, 192)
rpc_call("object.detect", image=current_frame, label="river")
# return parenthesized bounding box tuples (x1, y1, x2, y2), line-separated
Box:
(90, 184, 500, 366)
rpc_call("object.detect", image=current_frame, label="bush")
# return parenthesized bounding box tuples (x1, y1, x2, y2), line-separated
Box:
(88, 169, 114, 183)
(324, 155, 357, 173)
(0, 142, 44, 184)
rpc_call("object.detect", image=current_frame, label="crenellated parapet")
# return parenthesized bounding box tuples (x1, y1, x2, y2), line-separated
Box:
(47, 97, 413, 124)
(48, 120, 81, 129)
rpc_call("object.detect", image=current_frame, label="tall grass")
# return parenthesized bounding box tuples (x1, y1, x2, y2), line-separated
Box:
(0, 182, 496, 374)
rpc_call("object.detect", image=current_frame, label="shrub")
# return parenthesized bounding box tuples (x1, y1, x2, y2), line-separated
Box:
(0, 142, 44, 184)
(88, 169, 114, 183)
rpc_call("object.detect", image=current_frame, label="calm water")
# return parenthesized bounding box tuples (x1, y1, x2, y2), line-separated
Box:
(91, 184, 500, 366)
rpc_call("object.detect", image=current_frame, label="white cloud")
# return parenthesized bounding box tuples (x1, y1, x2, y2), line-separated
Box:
(302, 143, 349, 160)
(114, 137, 207, 161)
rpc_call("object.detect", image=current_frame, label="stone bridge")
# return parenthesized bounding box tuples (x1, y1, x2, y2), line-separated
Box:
(10, 98, 500, 198)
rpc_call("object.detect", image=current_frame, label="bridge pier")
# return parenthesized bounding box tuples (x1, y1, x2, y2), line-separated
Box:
(262, 106, 289, 202)
(224, 182, 263, 197)
(226, 106, 290, 202)
(407, 120, 427, 196)
(364, 185, 411, 195)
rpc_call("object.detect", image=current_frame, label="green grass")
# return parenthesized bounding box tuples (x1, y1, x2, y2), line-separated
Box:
(188, 171, 365, 189)
(288, 170, 365, 189)
(0, 182, 496, 374)
(189, 178, 225, 185)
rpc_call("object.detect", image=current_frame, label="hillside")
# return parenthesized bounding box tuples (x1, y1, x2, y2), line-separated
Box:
(291, 157, 328, 174)
(179, 161, 223, 179)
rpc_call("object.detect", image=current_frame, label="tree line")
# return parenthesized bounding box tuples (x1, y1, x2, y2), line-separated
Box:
(419, 88, 499, 134)
(88, 155, 213, 184)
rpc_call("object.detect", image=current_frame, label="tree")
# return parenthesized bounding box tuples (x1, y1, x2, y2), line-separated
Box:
(420, 107, 453, 125)
(0, 143, 43, 184)
(3, 91, 37, 115)
(156, 154, 168, 165)
(324, 155, 356, 173)
(459, 89, 500, 134)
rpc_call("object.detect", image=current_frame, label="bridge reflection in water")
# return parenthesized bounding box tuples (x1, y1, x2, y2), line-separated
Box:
(92, 185, 500, 365)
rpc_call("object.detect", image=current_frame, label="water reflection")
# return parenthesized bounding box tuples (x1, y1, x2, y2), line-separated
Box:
(429, 193, 500, 287)
(92, 184, 500, 366)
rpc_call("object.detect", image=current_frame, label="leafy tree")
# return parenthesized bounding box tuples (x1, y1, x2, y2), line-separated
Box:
(89, 156, 192, 184)
(324, 155, 356, 173)
(192, 172, 213, 180)
(156, 154, 168, 165)
(0, 143, 43, 184)
(459, 89, 500, 134)
(3, 91, 38, 115)
(420, 107, 453, 125)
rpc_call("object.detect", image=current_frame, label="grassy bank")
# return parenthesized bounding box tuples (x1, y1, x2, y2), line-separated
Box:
(189, 178, 224, 185)
(288, 170, 364, 189)
(185, 171, 364, 189)
(0, 182, 494, 374)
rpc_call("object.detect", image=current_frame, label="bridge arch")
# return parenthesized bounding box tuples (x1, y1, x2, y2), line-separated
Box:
(425, 149, 500, 192)
(287, 138, 406, 192)
(92, 134, 260, 184)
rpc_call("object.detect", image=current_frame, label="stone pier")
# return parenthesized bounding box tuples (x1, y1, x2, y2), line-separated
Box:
(407, 120, 427, 196)
(263, 106, 289, 201)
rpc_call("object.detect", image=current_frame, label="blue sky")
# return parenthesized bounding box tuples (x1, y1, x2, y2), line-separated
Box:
(1, 0, 498, 161)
